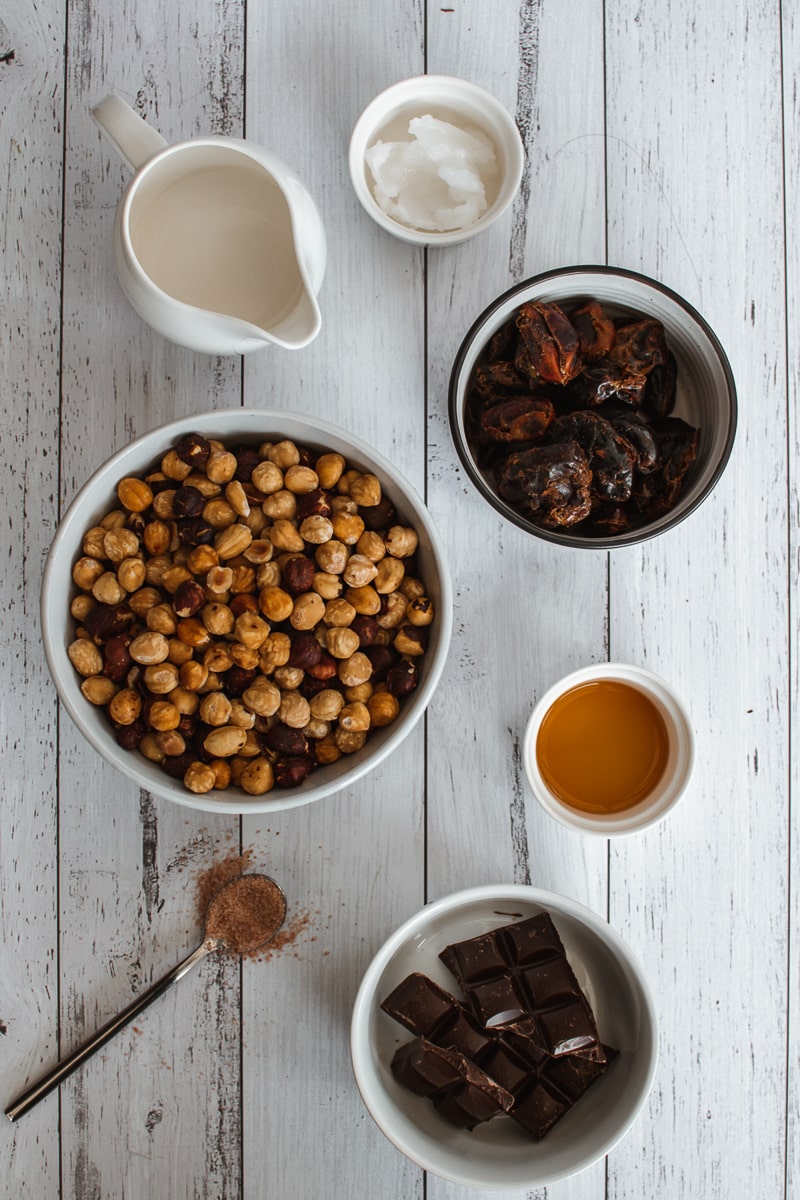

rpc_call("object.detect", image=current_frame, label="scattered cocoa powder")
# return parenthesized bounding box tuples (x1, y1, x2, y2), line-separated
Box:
(194, 848, 315, 962)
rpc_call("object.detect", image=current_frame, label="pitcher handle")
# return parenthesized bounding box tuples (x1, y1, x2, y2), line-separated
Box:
(91, 94, 167, 172)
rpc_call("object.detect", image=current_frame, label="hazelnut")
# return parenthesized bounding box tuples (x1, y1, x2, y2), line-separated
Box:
(338, 701, 370, 733)
(225, 665, 258, 696)
(168, 637, 195, 666)
(173, 485, 205, 518)
(344, 681, 373, 704)
(296, 489, 332, 520)
(306, 649, 337, 681)
(100, 509, 127, 531)
(142, 520, 172, 557)
(155, 729, 186, 757)
(129, 631, 170, 665)
(183, 762, 216, 793)
(376, 591, 407, 629)
(262, 490, 297, 521)
(103, 528, 140, 562)
(146, 603, 178, 635)
(117, 477, 153, 512)
(325, 627, 360, 659)
(224, 480, 250, 518)
(233, 445, 261, 482)
(343, 554, 378, 588)
(170, 685, 199, 715)
(143, 663, 179, 694)
(173, 579, 207, 618)
(185, 544, 219, 575)
(174, 433, 211, 470)
(259, 633, 292, 671)
(309, 689, 344, 722)
(207, 565, 234, 593)
(406, 596, 434, 626)
(258, 585, 293, 623)
(374, 556, 405, 594)
(251, 460, 284, 494)
(145, 555, 172, 587)
(336, 468, 360, 496)
(356, 530, 386, 563)
(273, 665, 304, 691)
(234, 611, 270, 649)
(199, 693, 233, 726)
(368, 691, 400, 727)
(243, 539, 273, 565)
(290, 592, 325, 631)
(323, 598, 356, 628)
(176, 516, 213, 546)
(209, 759, 232, 789)
(206, 450, 238, 484)
(228, 699, 256, 729)
(83, 602, 135, 642)
(161, 450, 193, 481)
(203, 494, 237, 528)
(179, 660, 209, 692)
(127, 586, 162, 617)
(385, 526, 418, 558)
(337, 652, 372, 688)
(349, 473, 381, 507)
(394, 626, 427, 657)
(240, 758, 275, 795)
(331, 512, 364, 545)
(299, 514, 333, 544)
(334, 727, 366, 754)
(278, 691, 311, 729)
(351, 614, 379, 646)
(116, 720, 146, 751)
(284, 465, 319, 494)
(109, 688, 142, 725)
(315, 540, 348, 575)
(92, 572, 127, 605)
(68, 639, 103, 677)
(274, 756, 314, 788)
(176, 617, 212, 649)
(344, 585, 381, 616)
(386, 660, 418, 696)
(312, 572, 342, 600)
(71, 594, 95, 622)
(215, 523, 252, 559)
(242, 679, 281, 717)
(203, 725, 247, 757)
(262, 723, 308, 757)
(81, 676, 119, 705)
(257, 561, 281, 589)
(139, 732, 166, 763)
(287, 632, 322, 670)
(162, 565, 193, 594)
(117, 557, 146, 593)
(315, 452, 345, 489)
(267, 440, 300, 469)
(270, 519, 305, 553)
(146, 700, 181, 731)
(82, 527, 108, 557)
(314, 732, 342, 764)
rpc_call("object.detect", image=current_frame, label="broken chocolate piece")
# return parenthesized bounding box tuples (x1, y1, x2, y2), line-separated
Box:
(390, 1039, 514, 1130)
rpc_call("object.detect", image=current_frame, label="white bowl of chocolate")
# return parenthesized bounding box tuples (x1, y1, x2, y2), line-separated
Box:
(449, 266, 737, 547)
(42, 408, 452, 813)
(351, 884, 657, 1190)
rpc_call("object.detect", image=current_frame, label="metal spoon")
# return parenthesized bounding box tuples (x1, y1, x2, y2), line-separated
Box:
(5, 873, 287, 1122)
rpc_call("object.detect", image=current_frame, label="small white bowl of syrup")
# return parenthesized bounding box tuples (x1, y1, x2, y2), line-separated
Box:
(523, 664, 695, 835)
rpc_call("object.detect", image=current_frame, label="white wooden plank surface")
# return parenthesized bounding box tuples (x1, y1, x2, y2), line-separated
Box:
(0, 2, 64, 1198)
(0, 1, 796, 1198)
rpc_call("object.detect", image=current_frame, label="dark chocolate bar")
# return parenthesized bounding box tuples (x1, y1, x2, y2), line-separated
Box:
(381, 912, 617, 1141)
(439, 912, 600, 1057)
(390, 1038, 514, 1130)
(381, 973, 493, 1060)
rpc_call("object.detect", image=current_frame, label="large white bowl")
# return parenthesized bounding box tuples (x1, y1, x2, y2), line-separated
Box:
(42, 408, 452, 814)
(351, 884, 658, 1190)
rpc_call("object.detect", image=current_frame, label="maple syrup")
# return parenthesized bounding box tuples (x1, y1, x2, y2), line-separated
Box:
(536, 679, 670, 814)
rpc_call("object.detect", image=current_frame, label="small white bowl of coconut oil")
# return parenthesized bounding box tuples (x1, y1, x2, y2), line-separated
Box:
(349, 75, 525, 246)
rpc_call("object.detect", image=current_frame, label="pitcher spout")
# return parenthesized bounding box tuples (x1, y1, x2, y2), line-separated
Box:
(261, 286, 322, 350)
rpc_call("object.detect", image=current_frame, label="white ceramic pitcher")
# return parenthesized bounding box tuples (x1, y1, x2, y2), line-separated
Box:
(91, 95, 326, 354)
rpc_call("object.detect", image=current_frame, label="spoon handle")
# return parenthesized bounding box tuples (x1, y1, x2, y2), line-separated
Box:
(5, 938, 218, 1122)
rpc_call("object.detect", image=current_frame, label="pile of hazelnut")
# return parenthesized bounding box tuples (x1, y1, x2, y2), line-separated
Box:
(67, 432, 434, 796)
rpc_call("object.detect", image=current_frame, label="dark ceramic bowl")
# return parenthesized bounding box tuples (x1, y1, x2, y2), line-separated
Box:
(448, 266, 737, 548)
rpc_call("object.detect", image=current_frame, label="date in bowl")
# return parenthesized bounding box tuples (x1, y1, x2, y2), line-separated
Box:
(448, 266, 737, 548)
(41, 408, 452, 814)
(351, 884, 658, 1190)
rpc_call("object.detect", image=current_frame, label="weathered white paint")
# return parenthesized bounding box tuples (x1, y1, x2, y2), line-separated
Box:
(0, 0, 795, 1198)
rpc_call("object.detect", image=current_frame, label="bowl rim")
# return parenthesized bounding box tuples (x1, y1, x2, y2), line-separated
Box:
(447, 264, 738, 548)
(350, 882, 659, 1189)
(348, 73, 525, 247)
(42, 406, 453, 814)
